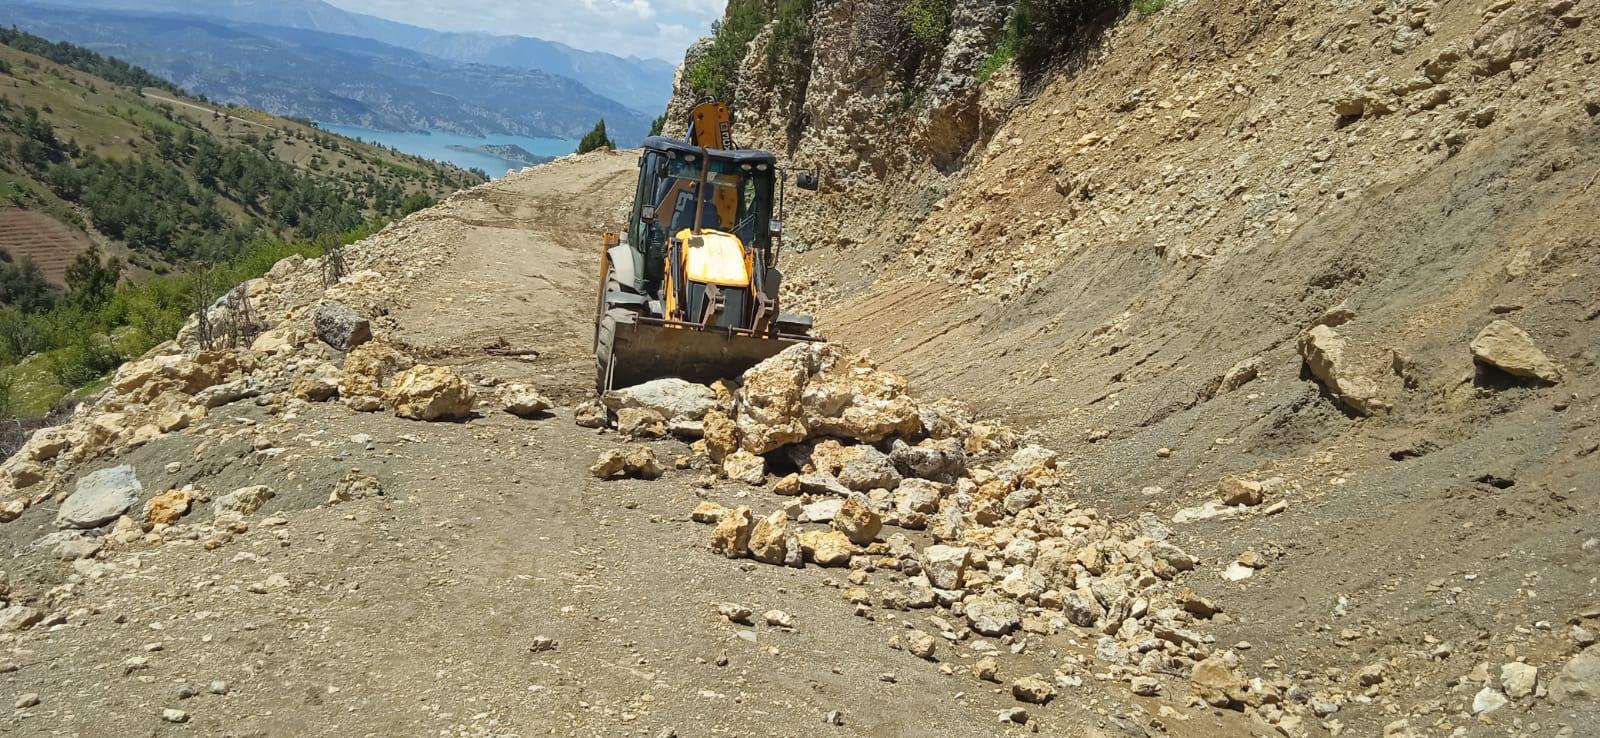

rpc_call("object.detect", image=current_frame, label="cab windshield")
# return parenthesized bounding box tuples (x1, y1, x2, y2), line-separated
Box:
(660, 155, 773, 247)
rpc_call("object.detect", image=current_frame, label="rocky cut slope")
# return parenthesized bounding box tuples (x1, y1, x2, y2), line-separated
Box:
(668, 0, 1600, 735)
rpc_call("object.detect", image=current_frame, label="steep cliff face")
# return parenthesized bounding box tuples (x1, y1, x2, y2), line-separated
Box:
(671, 0, 1600, 732)
(664, 0, 1019, 273)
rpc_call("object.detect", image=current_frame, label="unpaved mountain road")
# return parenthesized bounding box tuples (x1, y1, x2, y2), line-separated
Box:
(1, 153, 1247, 737)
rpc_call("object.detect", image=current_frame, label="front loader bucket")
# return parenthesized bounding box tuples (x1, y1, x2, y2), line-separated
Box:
(596, 310, 815, 392)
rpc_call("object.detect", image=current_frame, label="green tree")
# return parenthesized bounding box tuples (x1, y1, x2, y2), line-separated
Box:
(577, 120, 616, 154)
(686, 0, 769, 102)
(0, 258, 58, 312)
(902, 0, 948, 45)
(398, 191, 434, 215)
(64, 248, 123, 309)
(0, 306, 46, 360)
(1008, 0, 1129, 84)
(647, 113, 667, 137)
(767, 0, 815, 85)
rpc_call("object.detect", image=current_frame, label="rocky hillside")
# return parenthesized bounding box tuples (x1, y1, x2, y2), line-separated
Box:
(0, 1, 1593, 735)
(664, 0, 1600, 735)
(0, 155, 1275, 737)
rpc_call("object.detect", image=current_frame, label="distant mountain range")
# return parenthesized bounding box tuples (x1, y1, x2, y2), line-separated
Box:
(15, 0, 678, 111)
(0, 0, 672, 142)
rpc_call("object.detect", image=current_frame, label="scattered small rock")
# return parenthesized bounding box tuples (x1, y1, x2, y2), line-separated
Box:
(0, 606, 43, 632)
(590, 446, 663, 479)
(966, 594, 1021, 637)
(501, 383, 553, 417)
(603, 378, 717, 421)
(798, 529, 854, 567)
(773, 473, 802, 496)
(1011, 675, 1055, 704)
(1191, 655, 1248, 708)
(617, 407, 669, 439)
(1471, 320, 1563, 383)
(690, 501, 727, 523)
(921, 545, 970, 589)
(574, 399, 609, 428)
(1472, 686, 1509, 714)
(709, 507, 753, 559)
(717, 602, 753, 624)
(831, 493, 882, 545)
(797, 498, 843, 523)
(1549, 645, 1600, 704)
(144, 489, 193, 527)
(1501, 662, 1537, 699)
(1299, 324, 1389, 416)
(327, 474, 383, 504)
(746, 510, 788, 565)
(1218, 475, 1264, 506)
(214, 485, 275, 517)
(722, 449, 766, 485)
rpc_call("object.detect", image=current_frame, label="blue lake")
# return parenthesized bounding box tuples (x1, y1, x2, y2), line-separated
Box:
(317, 125, 579, 179)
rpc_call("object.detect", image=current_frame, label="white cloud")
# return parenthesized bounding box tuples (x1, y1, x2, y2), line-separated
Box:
(326, 0, 721, 62)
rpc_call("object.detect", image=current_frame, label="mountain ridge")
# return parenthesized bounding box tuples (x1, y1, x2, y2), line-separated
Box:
(13, 0, 676, 112)
(0, 2, 653, 142)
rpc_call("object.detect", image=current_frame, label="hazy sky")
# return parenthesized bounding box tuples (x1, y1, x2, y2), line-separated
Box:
(324, 0, 723, 62)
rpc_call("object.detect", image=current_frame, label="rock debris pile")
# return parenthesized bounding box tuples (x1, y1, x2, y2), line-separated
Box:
(0, 210, 547, 570)
(589, 342, 1323, 725)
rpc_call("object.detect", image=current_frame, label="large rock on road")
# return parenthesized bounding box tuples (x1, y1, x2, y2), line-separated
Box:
(56, 465, 142, 529)
(387, 365, 477, 421)
(314, 300, 373, 351)
(603, 378, 718, 420)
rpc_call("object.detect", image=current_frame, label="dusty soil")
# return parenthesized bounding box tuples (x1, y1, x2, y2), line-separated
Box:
(0, 153, 1265, 738)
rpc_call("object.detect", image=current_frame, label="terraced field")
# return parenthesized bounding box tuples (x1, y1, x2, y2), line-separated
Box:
(0, 207, 91, 284)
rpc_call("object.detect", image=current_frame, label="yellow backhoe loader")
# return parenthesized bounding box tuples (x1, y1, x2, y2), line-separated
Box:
(594, 103, 819, 392)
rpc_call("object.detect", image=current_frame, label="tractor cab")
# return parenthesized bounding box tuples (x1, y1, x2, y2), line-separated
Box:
(625, 137, 779, 314)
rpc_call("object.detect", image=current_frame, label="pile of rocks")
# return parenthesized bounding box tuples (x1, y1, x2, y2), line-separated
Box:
(0, 219, 552, 534)
(663, 342, 1274, 713)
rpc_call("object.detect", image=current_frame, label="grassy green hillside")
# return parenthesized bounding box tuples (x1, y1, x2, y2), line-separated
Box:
(0, 28, 489, 416)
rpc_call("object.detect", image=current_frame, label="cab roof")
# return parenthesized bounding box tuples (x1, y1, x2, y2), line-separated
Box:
(641, 136, 778, 166)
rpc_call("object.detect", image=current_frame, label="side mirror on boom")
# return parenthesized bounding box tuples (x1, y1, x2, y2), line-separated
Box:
(795, 172, 819, 191)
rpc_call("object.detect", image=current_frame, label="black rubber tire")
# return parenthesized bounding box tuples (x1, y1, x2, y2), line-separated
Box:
(595, 308, 631, 394)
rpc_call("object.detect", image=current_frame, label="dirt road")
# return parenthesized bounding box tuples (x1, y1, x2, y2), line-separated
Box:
(141, 93, 274, 131)
(2, 152, 1248, 737)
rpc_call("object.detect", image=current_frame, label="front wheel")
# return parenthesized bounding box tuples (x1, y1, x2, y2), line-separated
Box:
(595, 308, 630, 394)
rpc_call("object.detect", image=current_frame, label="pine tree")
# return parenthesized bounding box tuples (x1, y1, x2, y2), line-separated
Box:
(577, 120, 616, 154)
